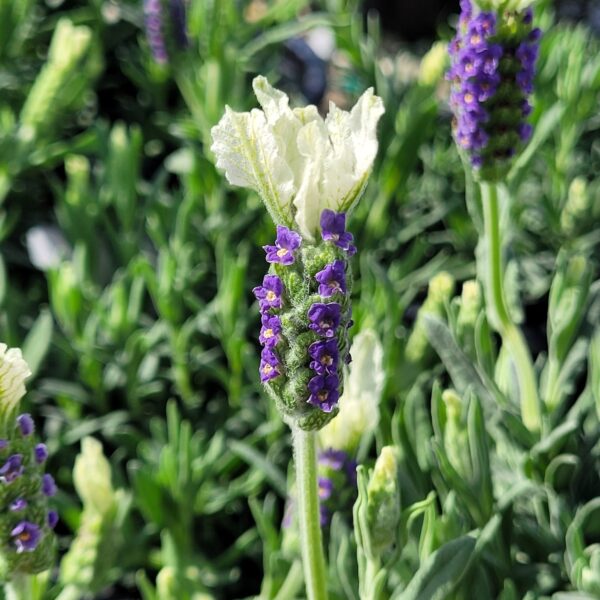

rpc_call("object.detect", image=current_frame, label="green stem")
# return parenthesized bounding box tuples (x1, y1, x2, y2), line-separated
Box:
(363, 556, 382, 600)
(480, 181, 541, 433)
(5, 574, 44, 600)
(293, 427, 328, 600)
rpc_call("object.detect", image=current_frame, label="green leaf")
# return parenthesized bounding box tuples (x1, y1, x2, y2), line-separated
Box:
(423, 315, 497, 409)
(392, 535, 476, 600)
(21, 309, 53, 379)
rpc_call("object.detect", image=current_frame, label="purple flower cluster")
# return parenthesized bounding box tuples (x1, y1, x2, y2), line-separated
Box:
(254, 227, 300, 383)
(0, 413, 57, 555)
(143, 0, 188, 65)
(447, 0, 540, 175)
(317, 448, 358, 525)
(305, 211, 356, 413)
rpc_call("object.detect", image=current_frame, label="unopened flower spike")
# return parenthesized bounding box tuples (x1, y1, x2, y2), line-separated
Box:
(447, 0, 540, 181)
(0, 344, 57, 578)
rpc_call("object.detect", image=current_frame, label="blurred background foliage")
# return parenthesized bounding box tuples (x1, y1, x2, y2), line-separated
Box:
(1, 0, 600, 598)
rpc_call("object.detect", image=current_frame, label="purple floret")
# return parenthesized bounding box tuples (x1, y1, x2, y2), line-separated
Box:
(42, 473, 57, 497)
(308, 303, 342, 338)
(320, 210, 356, 255)
(259, 348, 281, 382)
(17, 414, 34, 436)
(319, 448, 348, 471)
(0, 454, 23, 484)
(318, 476, 333, 500)
(264, 225, 302, 265)
(259, 314, 281, 347)
(308, 339, 339, 374)
(315, 260, 347, 297)
(307, 374, 339, 412)
(253, 275, 283, 310)
(48, 510, 59, 529)
(35, 443, 48, 464)
(11, 521, 41, 553)
(10, 498, 27, 512)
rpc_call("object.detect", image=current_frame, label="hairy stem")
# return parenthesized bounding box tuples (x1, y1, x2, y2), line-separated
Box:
(293, 427, 328, 600)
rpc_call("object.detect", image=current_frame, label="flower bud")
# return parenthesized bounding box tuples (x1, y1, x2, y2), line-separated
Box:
(447, 0, 541, 180)
(561, 177, 589, 235)
(457, 280, 482, 333)
(365, 447, 400, 556)
(19, 20, 94, 140)
(419, 41, 449, 86)
(406, 272, 455, 363)
(60, 438, 122, 593)
(441, 389, 471, 479)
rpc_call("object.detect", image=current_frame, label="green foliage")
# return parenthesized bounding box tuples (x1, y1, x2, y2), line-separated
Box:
(1, 0, 600, 598)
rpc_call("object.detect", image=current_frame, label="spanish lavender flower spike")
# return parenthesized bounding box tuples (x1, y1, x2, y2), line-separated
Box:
(212, 79, 383, 433)
(143, 0, 168, 64)
(447, 0, 541, 180)
(143, 0, 188, 65)
(0, 344, 57, 575)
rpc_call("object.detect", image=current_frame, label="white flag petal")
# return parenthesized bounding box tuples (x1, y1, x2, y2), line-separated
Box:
(210, 106, 295, 227)
(293, 120, 328, 241)
(211, 77, 384, 239)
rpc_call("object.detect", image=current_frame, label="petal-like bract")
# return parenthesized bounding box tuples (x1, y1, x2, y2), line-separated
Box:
(211, 77, 384, 241)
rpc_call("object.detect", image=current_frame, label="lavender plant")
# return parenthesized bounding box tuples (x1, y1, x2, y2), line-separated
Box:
(211, 76, 384, 600)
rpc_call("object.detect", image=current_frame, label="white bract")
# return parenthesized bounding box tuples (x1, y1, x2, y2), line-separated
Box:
(319, 329, 384, 453)
(0, 344, 31, 415)
(475, 0, 536, 11)
(210, 76, 384, 241)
